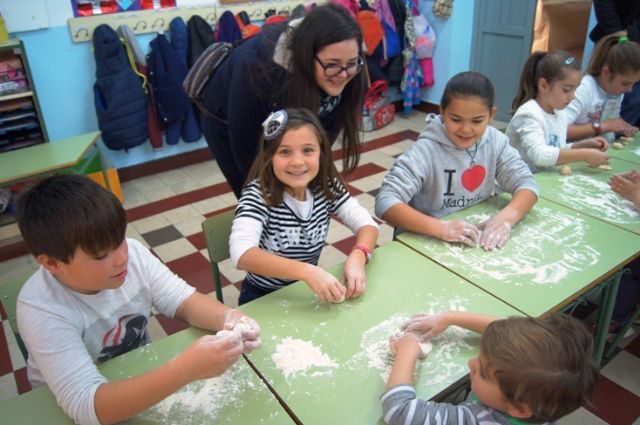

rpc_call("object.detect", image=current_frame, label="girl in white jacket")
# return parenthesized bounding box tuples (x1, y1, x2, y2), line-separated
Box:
(506, 50, 609, 173)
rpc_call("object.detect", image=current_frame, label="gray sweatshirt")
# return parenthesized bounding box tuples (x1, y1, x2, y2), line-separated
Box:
(375, 115, 538, 220)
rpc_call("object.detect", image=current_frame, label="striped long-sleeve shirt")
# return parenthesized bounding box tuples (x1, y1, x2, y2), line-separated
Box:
(231, 179, 377, 291)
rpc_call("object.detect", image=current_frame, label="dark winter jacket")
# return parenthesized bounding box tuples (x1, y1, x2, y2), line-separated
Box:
(202, 24, 342, 178)
(590, 0, 640, 42)
(93, 24, 148, 151)
(187, 15, 215, 67)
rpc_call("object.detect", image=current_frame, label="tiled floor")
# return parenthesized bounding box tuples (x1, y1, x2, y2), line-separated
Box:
(0, 112, 639, 424)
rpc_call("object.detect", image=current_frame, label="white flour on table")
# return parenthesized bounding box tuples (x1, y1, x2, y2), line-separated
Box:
(272, 337, 338, 378)
(419, 206, 601, 285)
(137, 361, 258, 424)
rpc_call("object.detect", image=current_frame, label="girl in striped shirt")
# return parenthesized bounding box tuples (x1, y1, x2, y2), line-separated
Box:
(229, 108, 378, 305)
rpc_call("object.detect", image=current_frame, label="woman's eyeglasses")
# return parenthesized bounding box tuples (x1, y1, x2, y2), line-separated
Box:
(315, 56, 364, 77)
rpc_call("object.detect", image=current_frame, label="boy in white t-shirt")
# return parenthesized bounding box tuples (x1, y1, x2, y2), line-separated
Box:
(15, 175, 261, 425)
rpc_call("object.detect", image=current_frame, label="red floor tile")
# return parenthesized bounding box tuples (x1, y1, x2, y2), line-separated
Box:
(332, 235, 358, 256)
(186, 232, 206, 251)
(586, 375, 640, 425)
(153, 314, 190, 336)
(625, 333, 640, 358)
(0, 322, 13, 376)
(14, 367, 31, 394)
(344, 163, 387, 182)
(165, 252, 215, 295)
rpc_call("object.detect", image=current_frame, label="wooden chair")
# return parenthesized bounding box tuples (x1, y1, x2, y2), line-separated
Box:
(0, 270, 33, 360)
(201, 209, 236, 303)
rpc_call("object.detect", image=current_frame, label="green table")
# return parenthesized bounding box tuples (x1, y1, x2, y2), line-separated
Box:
(0, 328, 292, 425)
(535, 157, 640, 235)
(0, 131, 100, 185)
(396, 195, 639, 365)
(240, 242, 523, 425)
(396, 196, 639, 318)
(607, 133, 640, 165)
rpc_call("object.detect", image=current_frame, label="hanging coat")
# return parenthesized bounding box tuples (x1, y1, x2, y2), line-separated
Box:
(93, 24, 148, 151)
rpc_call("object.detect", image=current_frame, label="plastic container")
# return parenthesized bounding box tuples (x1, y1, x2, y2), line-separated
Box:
(0, 14, 8, 43)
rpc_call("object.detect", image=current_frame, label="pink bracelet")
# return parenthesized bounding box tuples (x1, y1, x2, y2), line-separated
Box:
(352, 244, 372, 264)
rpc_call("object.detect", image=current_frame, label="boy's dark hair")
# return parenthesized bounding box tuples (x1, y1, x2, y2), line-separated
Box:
(587, 31, 640, 78)
(441, 71, 495, 110)
(481, 314, 599, 423)
(281, 3, 366, 176)
(512, 50, 582, 111)
(247, 107, 344, 207)
(16, 174, 126, 263)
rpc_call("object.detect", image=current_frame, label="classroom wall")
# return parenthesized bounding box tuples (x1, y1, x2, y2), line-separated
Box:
(7, 0, 588, 168)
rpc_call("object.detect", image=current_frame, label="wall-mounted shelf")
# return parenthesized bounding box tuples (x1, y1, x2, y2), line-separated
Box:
(67, 0, 312, 43)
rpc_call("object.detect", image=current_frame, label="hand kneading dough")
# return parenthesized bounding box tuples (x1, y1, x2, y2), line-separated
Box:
(560, 165, 572, 176)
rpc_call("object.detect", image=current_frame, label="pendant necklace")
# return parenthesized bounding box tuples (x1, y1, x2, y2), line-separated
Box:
(465, 143, 479, 167)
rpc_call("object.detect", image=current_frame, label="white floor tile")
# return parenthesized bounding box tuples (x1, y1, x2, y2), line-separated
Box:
(125, 226, 149, 248)
(161, 205, 201, 225)
(556, 407, 608, 425)
(218, 258, 246, 284)
(141, 186, 177, 203)
(0, 222, 20, 240)
(191, 197, 231, 215)
(221, 284, 240, 308)
(130, 214, 171, 235)
(3, 321, 25, 370)
(0, 372, 18, 402)
(157, 169, 191, 186)
(152, 239, 198, 263)
(318, 245, 347, 270)
(326, 220, 354, 244)
(0, 255, 38, 281)
(146, 315, 168, 342)
(174, 216, 206, 237)
(601, 350, 640, 397)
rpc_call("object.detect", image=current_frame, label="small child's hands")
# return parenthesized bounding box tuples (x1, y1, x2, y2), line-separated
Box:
(401, 313, 448, 340)
(477, 216, 511, 250)
(223, 309, 262, 353)
(584, 149, 610, 168)
(603, 117, 637, 136)
(178, 334, 243, 382)
(389, 333, 425, 359)
(342, 251, 367, 299)
(438, 219, 480, 246)
(609, 171, 640, 208)
(575, 137, 608, 151)
(305, 265, 346, 303)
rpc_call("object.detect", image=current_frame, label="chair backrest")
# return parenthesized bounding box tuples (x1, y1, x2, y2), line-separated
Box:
(0, 270, 34, 359)
(201, 209, 236, 302)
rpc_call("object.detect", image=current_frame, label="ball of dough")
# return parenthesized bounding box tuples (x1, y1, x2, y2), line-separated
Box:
(619, 136, 633, 143)
(331, 292, 346, 304)
(612, 142, 624, 150)
(560, 165, 572, 176)
(598, 164, 613, 171)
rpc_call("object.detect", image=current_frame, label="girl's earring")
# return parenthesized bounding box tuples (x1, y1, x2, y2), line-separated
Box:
(262, 110, 288, 141)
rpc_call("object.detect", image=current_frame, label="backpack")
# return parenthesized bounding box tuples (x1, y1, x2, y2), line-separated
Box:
(183, 42, 233, 115)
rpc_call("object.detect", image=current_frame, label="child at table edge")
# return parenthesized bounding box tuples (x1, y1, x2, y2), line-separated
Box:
(15, 174, 261, 425)
(381, 311, 599, 425)
(375, 71, 538, 250)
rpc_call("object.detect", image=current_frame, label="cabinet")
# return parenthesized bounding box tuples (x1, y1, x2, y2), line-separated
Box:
(0, 38, 48, 153)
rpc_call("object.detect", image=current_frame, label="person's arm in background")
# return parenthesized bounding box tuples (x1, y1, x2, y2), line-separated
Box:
(610, 170, 640, 209)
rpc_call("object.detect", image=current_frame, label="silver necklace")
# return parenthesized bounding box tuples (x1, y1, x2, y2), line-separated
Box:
(465, 143, 479, 167)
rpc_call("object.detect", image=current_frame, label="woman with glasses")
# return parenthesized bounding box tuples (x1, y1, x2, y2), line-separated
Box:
(201, 3, 367, 198)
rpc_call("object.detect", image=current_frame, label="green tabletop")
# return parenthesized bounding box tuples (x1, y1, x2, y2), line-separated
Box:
(240, 242, 522, 425)
(396, 195, 640, 318)
(0, 328, 292, 425)
(535, 157, 640, 234)
(607, 133, 640, 165)
(0, 131, 100, 185)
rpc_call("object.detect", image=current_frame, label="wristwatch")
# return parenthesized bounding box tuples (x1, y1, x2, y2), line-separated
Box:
(592, 121, 602, 135)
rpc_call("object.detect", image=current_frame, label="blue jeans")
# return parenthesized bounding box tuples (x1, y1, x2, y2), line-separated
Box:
(238, 279, 276, 305)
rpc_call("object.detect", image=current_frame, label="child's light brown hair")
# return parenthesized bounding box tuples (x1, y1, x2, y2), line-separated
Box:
(587, 31, 640, 78)
(246, 107, 345, 207)
(481, 314, 599, 423)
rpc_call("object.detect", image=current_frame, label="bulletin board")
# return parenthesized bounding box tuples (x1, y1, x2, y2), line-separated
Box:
(0, 0, 50, 33)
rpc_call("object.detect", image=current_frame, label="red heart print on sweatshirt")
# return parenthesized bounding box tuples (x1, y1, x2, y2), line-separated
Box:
(461, 165, 486, 192)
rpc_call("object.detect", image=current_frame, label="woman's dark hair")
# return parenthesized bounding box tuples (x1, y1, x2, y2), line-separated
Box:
(512, 50, 582, 111)
(441, 71, 495, 110)
(247, 107, 345, 207)
(277, 4, 366, 176)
